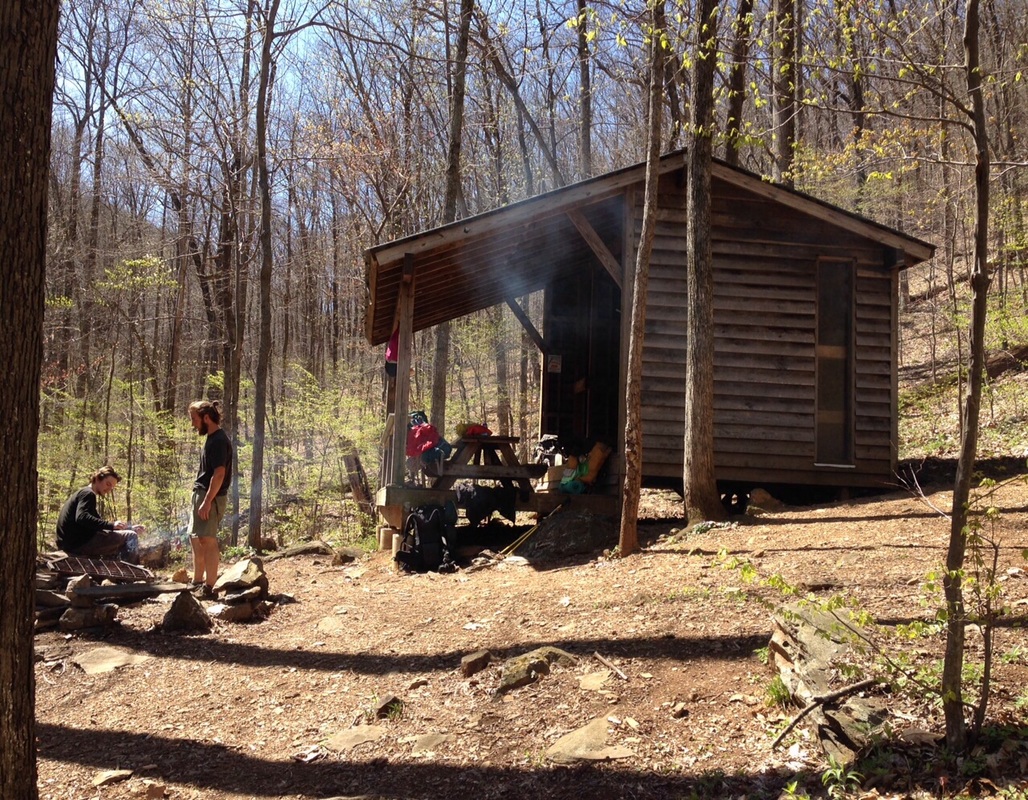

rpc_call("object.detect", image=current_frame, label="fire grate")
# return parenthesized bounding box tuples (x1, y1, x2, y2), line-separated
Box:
(45, 555, 154, 583)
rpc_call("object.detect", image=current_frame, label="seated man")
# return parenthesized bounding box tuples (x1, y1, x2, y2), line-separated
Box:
(56, 465, 141, 562)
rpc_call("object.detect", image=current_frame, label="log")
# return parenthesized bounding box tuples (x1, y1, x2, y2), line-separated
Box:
(70, 582, 190, 600)
(262, 541, 336, 561)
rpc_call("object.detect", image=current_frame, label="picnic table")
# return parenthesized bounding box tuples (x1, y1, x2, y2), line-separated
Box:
(430, 435, 547, 495)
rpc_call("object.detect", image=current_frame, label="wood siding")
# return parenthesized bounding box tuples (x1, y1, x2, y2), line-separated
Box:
(636, 173, 899, 489)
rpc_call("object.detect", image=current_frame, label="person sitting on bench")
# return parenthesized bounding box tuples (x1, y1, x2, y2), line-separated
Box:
(56, 465, 142, 562)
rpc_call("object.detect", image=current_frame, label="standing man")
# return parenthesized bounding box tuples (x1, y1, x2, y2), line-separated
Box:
(188, 399, 233, 597)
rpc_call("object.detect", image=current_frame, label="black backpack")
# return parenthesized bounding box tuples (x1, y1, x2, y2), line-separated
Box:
(395, 503, 457, 573)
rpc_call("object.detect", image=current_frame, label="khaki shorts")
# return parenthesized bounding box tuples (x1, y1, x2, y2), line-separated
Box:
(189, 490, 227, 539)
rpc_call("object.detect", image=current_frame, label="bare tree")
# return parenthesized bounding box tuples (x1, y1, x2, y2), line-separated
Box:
(429, 0, 475, 438)
(942, 0, 991, 752)
(475, 9, 566, 188)
(618, 0, 664, 558)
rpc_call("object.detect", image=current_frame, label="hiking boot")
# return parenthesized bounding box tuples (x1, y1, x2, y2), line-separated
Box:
(191, 583, 215, 600)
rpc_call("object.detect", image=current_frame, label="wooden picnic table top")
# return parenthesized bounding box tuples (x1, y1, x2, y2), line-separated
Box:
(457, 434, 520, 445)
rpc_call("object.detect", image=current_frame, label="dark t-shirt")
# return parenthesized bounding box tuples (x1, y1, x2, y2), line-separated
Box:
(194, 428, 233, 496)
(56, 486, 113, 551)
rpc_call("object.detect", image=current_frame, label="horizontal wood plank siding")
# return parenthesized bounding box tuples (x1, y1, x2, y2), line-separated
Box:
(634, 172, 899, 488)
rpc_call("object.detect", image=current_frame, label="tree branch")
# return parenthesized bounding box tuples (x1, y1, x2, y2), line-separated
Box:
(771, 678, 878, 750)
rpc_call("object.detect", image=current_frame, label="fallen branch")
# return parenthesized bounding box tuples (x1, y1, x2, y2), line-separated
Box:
(771, 677, 877, 750)
(263, 541, 336, 561)
(594, 651, 628, 680)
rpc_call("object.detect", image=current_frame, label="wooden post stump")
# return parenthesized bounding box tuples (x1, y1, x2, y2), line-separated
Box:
(378, 526, 397, 550)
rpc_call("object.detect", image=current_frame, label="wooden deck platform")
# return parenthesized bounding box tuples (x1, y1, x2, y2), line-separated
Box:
(374, 484, 618, 529)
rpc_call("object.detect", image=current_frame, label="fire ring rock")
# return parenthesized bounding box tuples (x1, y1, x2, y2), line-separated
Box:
(214, 557, 269, 599)
(161, 591, 213, 633)
(497, 646, 577, 694)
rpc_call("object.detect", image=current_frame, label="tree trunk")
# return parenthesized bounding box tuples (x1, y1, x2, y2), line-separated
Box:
(942, 0, 990, 752)
(249, 0, 281, 550)
(431, 0, 475, 437)
(724, 0, 754, 166)
(683, 0, 726, 524)
(78, 98, 106, 396)
(835, 0, 867, 186)
(0, 2, 58, 796)
(771, 0, 797, 186)
(492, 306, 513, 435)
(477, 10, 566, 188)
(618, 0, 664, 558)
(576, 0, 592, 177)
(225, 0, 255, 545)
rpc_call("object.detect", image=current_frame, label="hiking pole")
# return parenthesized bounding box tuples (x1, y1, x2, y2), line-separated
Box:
(500, 499, 567, 557)
(500, 523, 540, 557)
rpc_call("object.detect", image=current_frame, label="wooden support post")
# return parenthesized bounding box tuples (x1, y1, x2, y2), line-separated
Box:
(389, 254, 415, 487)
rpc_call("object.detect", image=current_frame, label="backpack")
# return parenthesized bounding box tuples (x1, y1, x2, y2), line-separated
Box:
(395, 503, 457, 573)
(406, 422, 440, 457)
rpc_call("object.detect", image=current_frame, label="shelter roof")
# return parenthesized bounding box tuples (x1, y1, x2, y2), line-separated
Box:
(364, 149, 935, 346)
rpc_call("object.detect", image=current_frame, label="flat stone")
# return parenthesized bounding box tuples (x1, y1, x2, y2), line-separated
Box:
(411, 733, 452, 754)
(214, 557, 268, 597)
(73, 646, 150, 675)
(771, 603, 887, 766)
(222, 585, 263, 605)
(35, 589, 71, 608)
(373, 694, 403, 719)
(899, 727, 942, 746)
(498, 646, 577, 694)
(92, 769, 132, 787)
(332, 546, 363, 565)
(59, 605, 117, 631)
(579, 670, 611, 691)
(140, 781, 168, 799)
(545, 717, 635, 763)
(324, 725, 386, 752)
(316, 616, 346, 635)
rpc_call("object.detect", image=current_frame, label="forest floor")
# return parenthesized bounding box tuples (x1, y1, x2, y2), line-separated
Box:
(33, 460, 1028, 800)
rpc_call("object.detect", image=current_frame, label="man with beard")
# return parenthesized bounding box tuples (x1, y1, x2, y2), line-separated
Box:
(187, 399, 233, 597)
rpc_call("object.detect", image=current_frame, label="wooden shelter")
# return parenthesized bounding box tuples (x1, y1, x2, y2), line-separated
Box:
(365, 149, 934, 521)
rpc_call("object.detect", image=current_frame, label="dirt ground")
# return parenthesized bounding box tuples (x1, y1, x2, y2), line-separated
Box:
(34, 472, 1028, 800)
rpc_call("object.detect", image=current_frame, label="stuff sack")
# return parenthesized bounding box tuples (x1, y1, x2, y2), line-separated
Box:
(395, 503, 456, 573)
